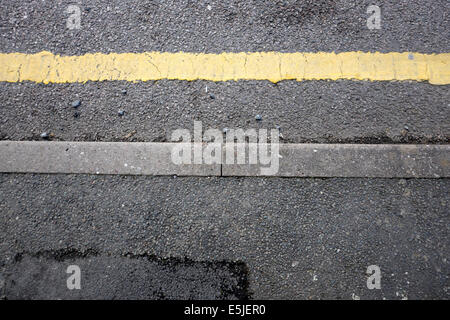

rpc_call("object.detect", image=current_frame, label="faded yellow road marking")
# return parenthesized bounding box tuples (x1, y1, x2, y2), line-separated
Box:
(0, 51, 448, 85)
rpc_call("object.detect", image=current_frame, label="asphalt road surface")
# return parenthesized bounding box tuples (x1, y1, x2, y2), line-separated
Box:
(0, 175, 448, 299)
(0, 0, 449, 300)
(0, 0, 449, 143)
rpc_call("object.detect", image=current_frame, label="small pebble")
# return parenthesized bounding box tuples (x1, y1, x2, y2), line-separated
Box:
(71, 100, 81, 108)
(118, 110, 125, 116)
(404, 125, 409, 131)
(255, 114, 262, 121)
(121, 89, 127, 95)
(40, 132, 49, 139)
(223, 128, 229, 134)
(209, 94, 215, 99)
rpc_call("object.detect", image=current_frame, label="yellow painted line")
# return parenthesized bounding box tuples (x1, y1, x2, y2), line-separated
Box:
(0, 51, 449, 85)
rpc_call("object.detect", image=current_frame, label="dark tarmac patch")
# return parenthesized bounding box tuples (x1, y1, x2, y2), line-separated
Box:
(4, 249, 250, 300)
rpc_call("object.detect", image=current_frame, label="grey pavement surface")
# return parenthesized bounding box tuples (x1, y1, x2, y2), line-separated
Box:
(0, 175, 448, 299)
(221, 143, 450, 177)
(0, 141, 221, 176)
(1, 141, 449, 178)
